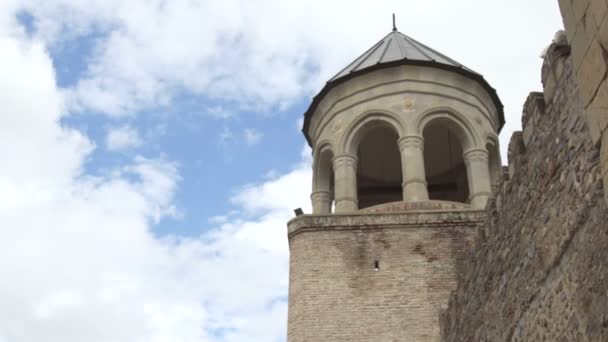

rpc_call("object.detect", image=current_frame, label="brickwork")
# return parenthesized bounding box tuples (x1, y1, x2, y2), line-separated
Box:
(440, 41, 608, 341)
(558, 0, 608, 203)
(287, 211, 482, 342)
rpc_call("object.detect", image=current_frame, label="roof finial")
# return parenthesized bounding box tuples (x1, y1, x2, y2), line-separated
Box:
(392, 13, 397, 32)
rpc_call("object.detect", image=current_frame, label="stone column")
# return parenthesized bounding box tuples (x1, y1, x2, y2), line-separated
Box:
(311, 191, 331, 214)
(464, 148, 492, 209)
(333, 154, 358, 213)
(398, 135, 429, 201)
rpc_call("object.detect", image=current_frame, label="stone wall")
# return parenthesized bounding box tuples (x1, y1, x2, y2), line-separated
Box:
(558, 0, 608, 203)
(440, 40, 608, 340)
(287, 209, 482, 342)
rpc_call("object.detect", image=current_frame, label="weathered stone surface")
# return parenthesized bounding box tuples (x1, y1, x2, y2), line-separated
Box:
(288, 210, 482, 342)
(576, 38, 607, 106)
(589, 0, 608, 29)
(558, 0, 576, 36)
(602, 133, 608, 203)
(599, 14, 608, 50)
(440, 42, 608, 341)
(559, 0, 608, 200)
(586, 80, 608, 143)
(572, 0, 591, 23)
(570, 14, 596, 70)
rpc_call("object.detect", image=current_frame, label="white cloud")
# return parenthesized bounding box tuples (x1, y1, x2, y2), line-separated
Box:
(243, 128, 262, 146)
(106, 125, 142, 151)
(19, 0, 563, 160)
(0, 4, 313, 341)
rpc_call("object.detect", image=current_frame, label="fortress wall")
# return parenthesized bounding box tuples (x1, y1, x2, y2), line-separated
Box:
(558, 0, 608, 203)
(440, 40, 608, 340)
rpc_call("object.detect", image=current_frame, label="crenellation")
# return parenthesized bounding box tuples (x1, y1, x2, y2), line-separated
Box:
(522, 92, 546, 147)
(507, 132, 525, 180)
(440, 27, 608, 341)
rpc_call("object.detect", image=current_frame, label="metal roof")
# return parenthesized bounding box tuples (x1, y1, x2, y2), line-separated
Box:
(302, 29, 504, 146)
(329, 30, 479, 82)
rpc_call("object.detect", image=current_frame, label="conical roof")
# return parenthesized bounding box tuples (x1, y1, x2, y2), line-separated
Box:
(302, 29, 504, 145)
(329, 30, 478, 82)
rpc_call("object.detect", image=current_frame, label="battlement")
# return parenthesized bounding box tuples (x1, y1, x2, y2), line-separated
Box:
(441, 35, 608, 341)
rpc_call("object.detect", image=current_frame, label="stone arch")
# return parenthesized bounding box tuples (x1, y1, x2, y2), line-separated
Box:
(415, 108, 480, 151)
(485, 135, 501, 189)
(311, 141, 335, 214)
(312, 141, 335, 191)
(340, 110, 405, 155)
(340, 111, 404, 209)
(417, 108, 480, 203)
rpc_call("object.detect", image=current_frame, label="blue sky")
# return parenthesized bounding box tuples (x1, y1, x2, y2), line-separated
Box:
(0, 1, 563, 341)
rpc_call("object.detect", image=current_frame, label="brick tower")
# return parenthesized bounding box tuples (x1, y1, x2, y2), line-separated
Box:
(287, 24, 504, 341)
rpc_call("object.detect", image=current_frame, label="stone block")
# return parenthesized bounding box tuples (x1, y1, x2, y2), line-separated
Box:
(601, 131, 608, 169)
(586, 80, 608, 143)
(604, 171, 608, 204)
(599, 15, 608, 50)
(576, 39, 607, 106)
(559, 0, 577, 37)
(588, 0, 608, 29)
(570, 15, 597, 69)
(602, 132, 608, 203)
(573, 0, 591, 22)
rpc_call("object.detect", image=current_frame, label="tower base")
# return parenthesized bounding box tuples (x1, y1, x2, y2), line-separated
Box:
(287, 203, 483, 342)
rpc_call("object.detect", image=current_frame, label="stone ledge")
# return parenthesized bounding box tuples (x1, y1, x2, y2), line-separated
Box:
(360, 200, 471, 213)
(288, 209, 485, 238)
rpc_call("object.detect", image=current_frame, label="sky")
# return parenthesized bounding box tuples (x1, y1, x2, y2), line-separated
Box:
(0, 1, 564, 341)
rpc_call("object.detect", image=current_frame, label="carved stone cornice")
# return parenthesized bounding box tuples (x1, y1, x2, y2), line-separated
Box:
(332, 154, 358, 169)
(398, 135, 424, 151)
(463, 148, 489, 162)
(287, 209, 486, 239)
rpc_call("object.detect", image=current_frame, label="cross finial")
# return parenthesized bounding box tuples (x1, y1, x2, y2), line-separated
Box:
(392, 13, 397, 32)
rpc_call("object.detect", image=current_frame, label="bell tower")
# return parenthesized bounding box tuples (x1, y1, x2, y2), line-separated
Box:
(287, 24, 503, 342)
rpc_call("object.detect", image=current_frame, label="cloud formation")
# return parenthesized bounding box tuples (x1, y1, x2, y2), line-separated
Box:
(19, 0, 563, 158)
(106, 125, 142, 151)
(0, 3, 312, 341)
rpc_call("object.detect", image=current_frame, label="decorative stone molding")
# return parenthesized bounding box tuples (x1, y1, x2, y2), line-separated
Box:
(360, 200, 471, 213)
(287, 209, 486, 238)
(332, 154, 358, 169)
(463, 148, 489, 162)
(398, 135, 424, 151)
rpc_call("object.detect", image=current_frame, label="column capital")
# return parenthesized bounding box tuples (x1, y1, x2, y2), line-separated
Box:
(398, 135, 424, 151)
(463, 148, 489, 162)
(333, 154, 358, 168)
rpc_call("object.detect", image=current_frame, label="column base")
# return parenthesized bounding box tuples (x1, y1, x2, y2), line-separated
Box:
(470, 192, 491, 209)
(403, 180, 429, 202)
(335, 199, 358, 213)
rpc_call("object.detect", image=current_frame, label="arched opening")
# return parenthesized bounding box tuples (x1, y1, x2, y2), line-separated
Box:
(423, 122, 470, 203)
(486, 141, 501, 190)
(313, 147, 335, 213)
(356, 123, 402, 209)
